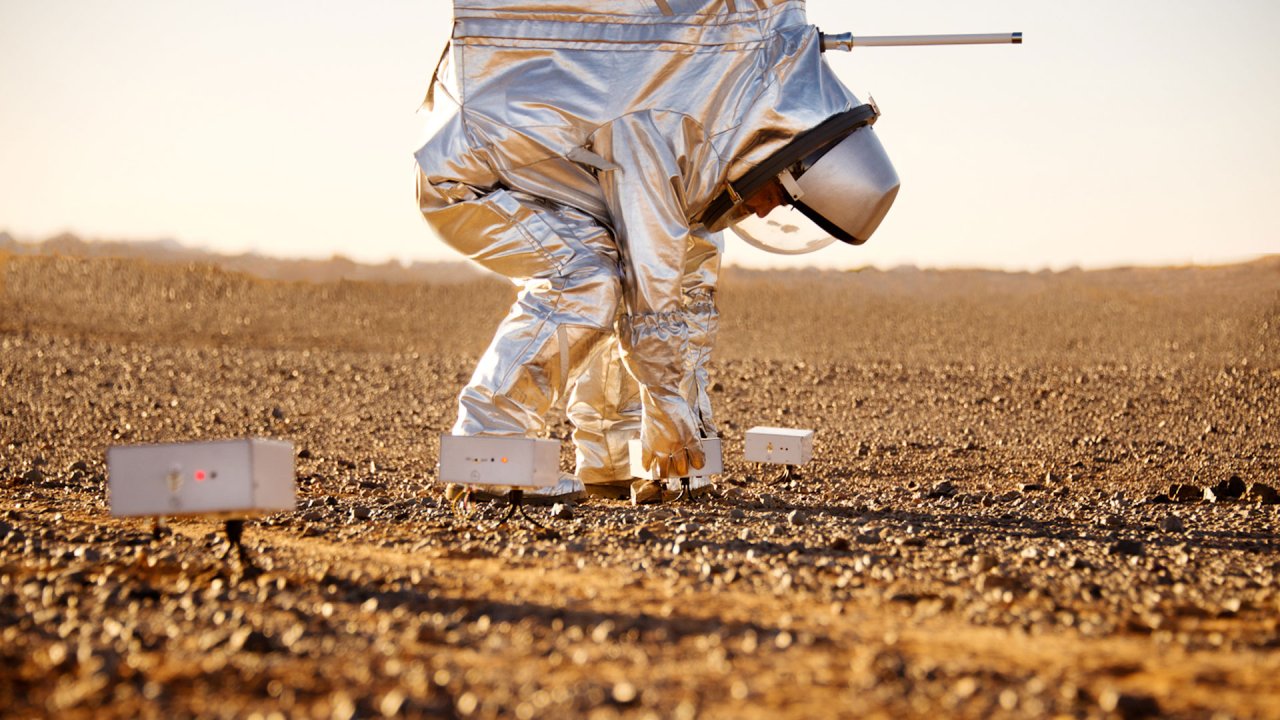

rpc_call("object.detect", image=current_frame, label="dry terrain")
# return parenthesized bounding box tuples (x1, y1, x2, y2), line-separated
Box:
(2, 251, 1279, 719)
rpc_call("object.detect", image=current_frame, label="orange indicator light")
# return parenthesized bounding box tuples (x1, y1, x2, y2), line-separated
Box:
(501, 457, 508, 463)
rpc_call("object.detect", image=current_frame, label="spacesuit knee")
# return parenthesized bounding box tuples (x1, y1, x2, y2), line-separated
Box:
(430, 188, 622, 437)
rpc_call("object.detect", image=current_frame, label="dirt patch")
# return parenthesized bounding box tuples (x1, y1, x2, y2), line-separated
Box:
(2, 255, 1278, 718)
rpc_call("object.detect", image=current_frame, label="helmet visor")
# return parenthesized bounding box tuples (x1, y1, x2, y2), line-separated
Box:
(728, 205, 837, 256)
(727, 124, 899, 253)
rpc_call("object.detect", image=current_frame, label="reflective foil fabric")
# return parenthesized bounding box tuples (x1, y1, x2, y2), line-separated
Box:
(415, 0, 859, 477)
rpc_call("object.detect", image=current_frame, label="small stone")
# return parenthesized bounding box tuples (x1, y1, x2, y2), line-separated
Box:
(270, 406, 285, 420)
(551, 503, 574, 521)
(710, 382, 724, 393)
(1066, 556, 1092, 571)
(1168, 483, 1202, 503)
(1019, 483, 1044, 493)
(1208, 475, 1247, 501)
(1109, 539, 1145, 557)
(1159, 515, 1184, 533)
(976, 572, 1024, 593)
(22, 468, 43, 485)
(999, 688, 1019, 711)
(786, 510, 806, 526)
(928, 480, 955, 499)
(635, 527, 657, 542)
(971, 553, 999, 573)
(829, 537, 851, 552)
(611, 681, 638, 704)
(756, 493, 781, 509)
(1246, 482, 1279, 505)
(1103, 514, 1124, 529)
(380, 690, 406, 717)
(856, 528, 881, 545)
(1099, 689, 1160, 719)
(228, 627, 275, 653)
(73, 547, 102, 562)
(351, 506, 372, 520)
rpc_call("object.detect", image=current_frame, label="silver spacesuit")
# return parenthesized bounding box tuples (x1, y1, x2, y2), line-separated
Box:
(416, 0, 891, 487)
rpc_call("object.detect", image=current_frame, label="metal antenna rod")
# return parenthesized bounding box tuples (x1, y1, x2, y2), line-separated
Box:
(822, 32, 1022, 52)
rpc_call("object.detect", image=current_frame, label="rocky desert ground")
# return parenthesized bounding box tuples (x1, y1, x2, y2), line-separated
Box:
(2, 249, 1278, 719)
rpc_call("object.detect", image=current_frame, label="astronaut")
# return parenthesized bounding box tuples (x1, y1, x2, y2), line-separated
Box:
(416, 0, 898, 502)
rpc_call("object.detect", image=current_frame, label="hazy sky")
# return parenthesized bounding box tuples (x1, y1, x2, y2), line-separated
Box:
(2, 1, 1277, 270)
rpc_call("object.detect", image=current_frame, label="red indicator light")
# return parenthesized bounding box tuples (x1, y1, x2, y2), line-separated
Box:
(194, 470, 207, 482)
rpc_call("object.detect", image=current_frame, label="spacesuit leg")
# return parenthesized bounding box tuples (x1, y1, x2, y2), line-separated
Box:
(453, 282, 614, 440)
(565, 337, 641, 487)
(418, 168, 622, 441)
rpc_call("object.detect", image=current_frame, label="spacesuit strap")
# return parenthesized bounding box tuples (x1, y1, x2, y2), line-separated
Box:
(654, 0, 673, 15)
(698, 103, 880, 229)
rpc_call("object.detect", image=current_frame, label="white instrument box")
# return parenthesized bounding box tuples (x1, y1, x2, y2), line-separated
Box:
(629, 436, 722, 490)
(438, 435, 559, 488)
(744, 427, 814, 465)
(107, 438, 295, 517)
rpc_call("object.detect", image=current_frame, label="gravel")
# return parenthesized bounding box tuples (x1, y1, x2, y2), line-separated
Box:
(1, 253, 1277, 718)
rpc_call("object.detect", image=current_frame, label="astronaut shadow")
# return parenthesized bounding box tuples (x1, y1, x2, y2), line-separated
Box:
(744, 499, 1280, 557)
(312, 570, 791, 647)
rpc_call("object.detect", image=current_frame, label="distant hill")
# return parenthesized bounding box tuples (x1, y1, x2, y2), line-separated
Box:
(0, 231, 488, 285)
(3, 230, 1274, 287)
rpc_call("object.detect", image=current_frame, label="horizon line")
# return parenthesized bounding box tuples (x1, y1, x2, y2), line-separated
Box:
(1, 229, 1273, 276)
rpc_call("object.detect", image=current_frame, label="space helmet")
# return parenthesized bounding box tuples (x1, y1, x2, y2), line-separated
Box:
(701, 103, 900, 255)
